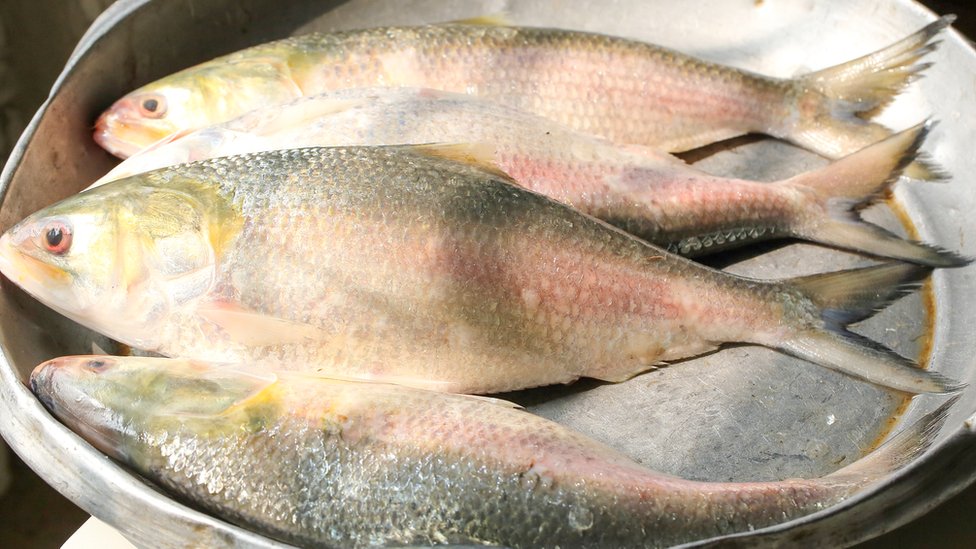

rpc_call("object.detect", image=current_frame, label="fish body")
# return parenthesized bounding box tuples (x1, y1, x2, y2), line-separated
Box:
(0, 147, 956, 394)
(95, 88, 965, 266)
(94, 19, 951, 180)
(29, 355, 951, 548)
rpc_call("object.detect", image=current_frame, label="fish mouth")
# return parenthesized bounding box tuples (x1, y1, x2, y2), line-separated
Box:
(93, 112, 148, 159)
(29, 357, 80, 419)
(30, 357, 129, 459)
(29, 360, 58, 410)
(0, 232, 71, 290)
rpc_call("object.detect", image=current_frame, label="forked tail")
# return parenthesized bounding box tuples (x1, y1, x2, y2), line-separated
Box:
(772, 262, 962, 394)
(773, 16, 953, 179)
(780, 121, 970, 267)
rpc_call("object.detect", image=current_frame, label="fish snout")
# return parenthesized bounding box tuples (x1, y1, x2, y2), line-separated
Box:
(28, 357, 82, 413)
(93, 98, 160, 158)
(93, 108, 141, 159)
(31, 356, 114, 390)
(29, 360, 57, 404)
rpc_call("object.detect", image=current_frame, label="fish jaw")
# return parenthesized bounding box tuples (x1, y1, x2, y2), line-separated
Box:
(0, 231, 70, 289)
(30, 356, 132, 460)
(0, 228, 88, 323)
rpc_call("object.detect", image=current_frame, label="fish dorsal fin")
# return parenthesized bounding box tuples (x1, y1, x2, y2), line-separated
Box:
(232, 97, 369, 136)
(444, 13, 512, 27)
(197, 301, 326, 347)
(410, 143, 513, 181)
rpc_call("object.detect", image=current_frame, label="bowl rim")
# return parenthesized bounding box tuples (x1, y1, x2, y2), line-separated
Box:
(1, 0, 975, 547)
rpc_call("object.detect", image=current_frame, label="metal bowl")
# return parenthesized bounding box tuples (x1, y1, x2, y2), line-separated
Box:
(1, 0, 975, 546)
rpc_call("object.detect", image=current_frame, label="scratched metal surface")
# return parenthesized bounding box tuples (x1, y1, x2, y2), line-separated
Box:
(0, 0, 974, 547)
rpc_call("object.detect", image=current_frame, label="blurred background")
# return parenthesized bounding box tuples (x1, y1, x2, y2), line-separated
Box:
(0, 1, 972, 547)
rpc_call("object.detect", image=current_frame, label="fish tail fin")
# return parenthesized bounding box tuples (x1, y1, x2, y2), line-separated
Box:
(826, 396, 956, 486)
(776, 16, 952, 179)
(781, 121, 970, 267)
(773, 262, 963, 394)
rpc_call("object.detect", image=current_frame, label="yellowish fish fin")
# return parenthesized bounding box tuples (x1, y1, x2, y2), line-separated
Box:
(443, 13, 512, 27)
(161, 366, 279, 419)
(780, 16, 952, 179)
(197, 302, 326, 347)
(410, 142, 513, 180)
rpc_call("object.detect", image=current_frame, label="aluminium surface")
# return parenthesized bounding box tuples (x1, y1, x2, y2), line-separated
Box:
(0, 0, 974, 547)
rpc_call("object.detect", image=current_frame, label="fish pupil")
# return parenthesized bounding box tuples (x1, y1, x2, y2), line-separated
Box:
(45, 227, 63, 247)
(143, 98, 159, 113)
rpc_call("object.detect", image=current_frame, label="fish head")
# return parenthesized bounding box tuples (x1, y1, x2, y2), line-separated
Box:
(30, 355, 278, 459)
(0, 182, 222, 349)
(94, 57, 304, 159)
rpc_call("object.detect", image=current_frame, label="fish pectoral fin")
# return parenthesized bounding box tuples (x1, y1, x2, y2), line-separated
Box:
(442, 13, 513, 27)
(197, 302, 326, 347)
(409, 142, 513, 181)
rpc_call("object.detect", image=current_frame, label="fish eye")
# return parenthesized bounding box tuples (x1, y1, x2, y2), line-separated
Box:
(86, 359, 107, 371)
(138, 94, 167, 119)
(41, 220, 72, 255)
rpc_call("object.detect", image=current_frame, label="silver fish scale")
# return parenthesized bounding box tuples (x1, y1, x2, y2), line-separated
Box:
(143, 416, 605, 547)
(260, 25, 786, 152)
(141, 146, 798, 393)
(125, 378, 846, 548)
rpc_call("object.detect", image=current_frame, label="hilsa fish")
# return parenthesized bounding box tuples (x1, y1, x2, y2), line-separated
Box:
(0, 146, 959, 394)
(30, 355, 955, 548)
(94, 88, 965, 267)
(94, 17, 951, 181)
